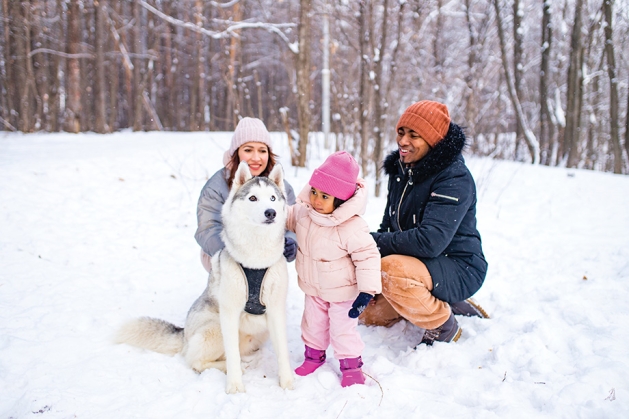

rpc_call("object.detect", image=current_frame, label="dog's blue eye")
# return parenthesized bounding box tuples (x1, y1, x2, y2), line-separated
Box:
(271, 196, 276, 201)
(249, 196, 257, 202)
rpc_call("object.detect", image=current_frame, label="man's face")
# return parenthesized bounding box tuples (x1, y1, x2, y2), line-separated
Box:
(397, 127, 431, 165)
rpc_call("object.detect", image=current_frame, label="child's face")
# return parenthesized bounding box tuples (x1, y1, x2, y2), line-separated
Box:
(309, 187, 335, 214)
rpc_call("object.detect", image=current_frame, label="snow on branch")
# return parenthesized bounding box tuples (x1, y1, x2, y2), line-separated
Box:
(138, 0, 298, 54)
(209, 0, 242, 8)
(28, 48, 94, 59)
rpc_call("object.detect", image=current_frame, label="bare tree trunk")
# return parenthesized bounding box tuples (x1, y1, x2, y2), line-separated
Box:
(371, 0, 390, 197)
(94, 0, 108, 133)
(493, 0, 540, 164)
(295, 0, 312, 167)
(513, 0, 524, 158)
(433, 0, 444, 80)
(48, 0, 63, 132)
(162, 0, 174, 130)
(254, 70, 263, 120)
(626, 88, 629, 167)
(374, 0, 405, 196)
(227, 2, 243, 128)
(31, 0, 47, 131)
(281, 107, 298, 166)
(14, 1, 34, 132)
(189, 0, 204, 130)
(64, 0, 81, 132)
(602, 0, 623, 174)
(358, 0, 370, 175)
(464, 0, 478, 136)
(108, 60, 119, 131)
(564, 0, 585, 168)
(132, 0, 144, 131)
(586, 57, 602, 170)
(80, 4, 94, 132)
(539, 0, 553, 165)
(1, 0, 16, 130)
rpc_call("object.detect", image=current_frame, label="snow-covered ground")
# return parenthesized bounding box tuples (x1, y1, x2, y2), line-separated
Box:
(1, 130, 628, 418)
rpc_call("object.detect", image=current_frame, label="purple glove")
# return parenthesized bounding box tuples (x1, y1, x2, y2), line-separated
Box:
(348, 292, 374, 318)
(283, 237, 297, 262)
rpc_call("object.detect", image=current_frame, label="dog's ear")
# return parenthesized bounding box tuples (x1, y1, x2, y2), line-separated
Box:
(268, 163, 285, 195)
(233, 161, 253, 188)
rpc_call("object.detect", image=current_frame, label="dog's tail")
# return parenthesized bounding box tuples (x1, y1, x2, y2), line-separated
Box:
(115, 317, 184, 355)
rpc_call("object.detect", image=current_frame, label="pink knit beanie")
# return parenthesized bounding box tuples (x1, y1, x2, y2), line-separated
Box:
(223, 117, 273, 166)
(309, 151, 359, 200)
(396, 100, 451, 147)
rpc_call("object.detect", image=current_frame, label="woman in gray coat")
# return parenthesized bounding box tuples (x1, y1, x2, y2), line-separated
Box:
(195, 117, 297, 271)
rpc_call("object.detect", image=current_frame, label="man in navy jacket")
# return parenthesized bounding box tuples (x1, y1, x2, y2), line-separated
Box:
(360, 100, 489, 345)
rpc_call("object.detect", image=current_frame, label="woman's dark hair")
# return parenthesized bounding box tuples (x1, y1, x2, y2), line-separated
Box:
(226, 145, 278, 189)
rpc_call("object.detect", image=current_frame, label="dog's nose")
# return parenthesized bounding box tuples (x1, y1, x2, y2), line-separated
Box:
(265, 209, 276, 220)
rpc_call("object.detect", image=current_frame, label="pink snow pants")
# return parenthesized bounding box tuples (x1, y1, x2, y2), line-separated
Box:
(301, 295, 365, 360)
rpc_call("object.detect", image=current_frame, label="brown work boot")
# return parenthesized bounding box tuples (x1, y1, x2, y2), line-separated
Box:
(419, 313, 462, 345)
(450, 298, 490, 319)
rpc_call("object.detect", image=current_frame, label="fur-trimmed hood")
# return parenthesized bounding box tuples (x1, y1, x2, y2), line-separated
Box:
(382, 122, 467, 180)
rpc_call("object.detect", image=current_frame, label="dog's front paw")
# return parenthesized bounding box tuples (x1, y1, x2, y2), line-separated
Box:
(279, 373, 294, 390)
(225, 380, 245, 394)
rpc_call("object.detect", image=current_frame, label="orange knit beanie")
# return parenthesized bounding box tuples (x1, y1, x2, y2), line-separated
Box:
(396, 101, 451, 147)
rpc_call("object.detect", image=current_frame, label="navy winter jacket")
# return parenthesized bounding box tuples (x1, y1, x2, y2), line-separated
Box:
(371, 123, 487, 303)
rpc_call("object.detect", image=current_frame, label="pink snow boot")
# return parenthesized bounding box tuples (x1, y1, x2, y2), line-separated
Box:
(339, 356, 365, 387)
(295, 345, 326, 376)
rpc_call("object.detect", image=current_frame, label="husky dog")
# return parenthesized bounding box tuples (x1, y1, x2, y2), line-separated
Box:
(116, 161, 293, 393)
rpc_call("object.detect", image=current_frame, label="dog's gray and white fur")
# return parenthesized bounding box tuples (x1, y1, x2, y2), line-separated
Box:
(116, 161, 293, 393)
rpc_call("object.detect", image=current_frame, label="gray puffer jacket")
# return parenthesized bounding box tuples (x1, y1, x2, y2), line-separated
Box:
(195, 167, 297, 257)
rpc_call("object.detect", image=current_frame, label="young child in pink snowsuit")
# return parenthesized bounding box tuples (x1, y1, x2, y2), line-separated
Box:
(286, 151, 381, 387)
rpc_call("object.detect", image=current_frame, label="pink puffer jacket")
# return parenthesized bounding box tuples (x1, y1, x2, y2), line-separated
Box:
(286, 179, 382, 302)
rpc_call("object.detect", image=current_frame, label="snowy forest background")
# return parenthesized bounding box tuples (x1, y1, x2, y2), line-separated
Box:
(1, 0, 629, 181)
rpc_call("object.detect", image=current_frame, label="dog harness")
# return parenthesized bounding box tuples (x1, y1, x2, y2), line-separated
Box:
(241, 266, 268, 315)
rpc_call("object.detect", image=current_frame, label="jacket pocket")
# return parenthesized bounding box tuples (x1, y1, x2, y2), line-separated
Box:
(316, 259, 355, 290)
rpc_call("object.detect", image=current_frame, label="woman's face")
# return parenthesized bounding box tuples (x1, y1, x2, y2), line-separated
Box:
(237, 142, 269, 176)
(309, 187, 335, 214)
(397, 127, 431, 164)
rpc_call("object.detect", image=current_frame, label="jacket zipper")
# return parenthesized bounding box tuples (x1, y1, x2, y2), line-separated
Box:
(431, 192, 459, 202)
(396, 165, 412, 231)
